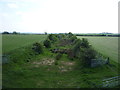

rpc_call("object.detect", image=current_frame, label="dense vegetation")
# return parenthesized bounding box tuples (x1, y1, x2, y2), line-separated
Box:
(77, 36, 118, 63)
(2, 33, 119, 88)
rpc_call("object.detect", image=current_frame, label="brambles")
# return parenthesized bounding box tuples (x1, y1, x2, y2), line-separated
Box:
(43, 39, 51, 48)
(32, 42, 43, 54)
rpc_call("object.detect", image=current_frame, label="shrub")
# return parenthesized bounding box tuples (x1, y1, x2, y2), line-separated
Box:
(80, 47, 97, 67)
(67, 50, 74, 60)
(68, 32, 74, 38)
(43, 39, 51, 48)
(48, 34, 58, 42)
(55, 61, 58, 65)
(72, 39, 81, 58)
(32, 42, 43, 54)
(55, 53, 62, 60)
(70, 35, 77, 42)
(80, 38, 89, 48)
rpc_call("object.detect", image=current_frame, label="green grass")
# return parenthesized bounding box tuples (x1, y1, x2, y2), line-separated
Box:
(2, 47, 118, 88)
(2, 34, 47, 54)
(2, 35, 119, 88)
(2, 43, 119, 88)
(77, 36, 118, 63)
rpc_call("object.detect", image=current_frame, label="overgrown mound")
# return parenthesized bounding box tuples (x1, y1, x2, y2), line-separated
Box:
(42, 32, 100, 67)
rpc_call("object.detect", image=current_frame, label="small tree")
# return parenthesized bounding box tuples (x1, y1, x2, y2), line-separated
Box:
(2, 31, 9, 34)
(13, 31, 18, 34)
(32, 42, 43, 54)
(43, 39, 51, 48)
(45, 32, 47, 35)
(68, 32, 73, 38)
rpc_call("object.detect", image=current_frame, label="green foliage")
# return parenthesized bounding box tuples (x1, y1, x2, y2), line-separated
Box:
(2, 31, 10, 34)
(70, 35, 77, 42)
(2, 33, 119, 88)
(32, 42, 43, 54)
(68, 32, 74, 38)
(67, 50, 74, 60)
(13, 31, 18, 34)
(43, 39, 51, 48)
(48, 34, 58, 43)
(80, 38, 89, 48)
(80, 47, 97, 67)
(72, 39, 81, 58)
(44, 32, 47, 35)
(55, 61, 58, 65)
(77, 36, 118, 63)
(55, 53, 62, 60)
(71, 37, 97, 67)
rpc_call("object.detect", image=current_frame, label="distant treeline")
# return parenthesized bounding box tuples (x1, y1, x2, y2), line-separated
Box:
(1, 31, 120, 37)
(75, 34, 120, 37)
(2, 31, 20, 34)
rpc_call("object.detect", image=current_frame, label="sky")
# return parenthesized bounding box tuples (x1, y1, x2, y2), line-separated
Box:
(0, 0, 119, 33)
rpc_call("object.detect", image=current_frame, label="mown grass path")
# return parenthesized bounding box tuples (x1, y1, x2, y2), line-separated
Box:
(77, 36, 118, 63)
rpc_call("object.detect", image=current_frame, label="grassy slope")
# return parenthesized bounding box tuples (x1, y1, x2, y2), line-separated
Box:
(77, 36, 118, 63)
(2, 47, 118, 88)
(2, 34, 47, 54)
(2, 35, 119, 88)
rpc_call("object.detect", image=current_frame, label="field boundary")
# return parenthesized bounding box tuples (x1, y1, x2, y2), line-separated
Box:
(95, 76, 120, 88)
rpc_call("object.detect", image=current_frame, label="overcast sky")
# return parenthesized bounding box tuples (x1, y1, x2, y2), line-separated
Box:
(0, 0, 119, 33)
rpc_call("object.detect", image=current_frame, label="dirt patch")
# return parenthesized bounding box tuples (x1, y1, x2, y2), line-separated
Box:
(58, 66, 73, 72)
(61, 61, 75, 66)
(32, 58, 55, 67)
(58, 61, 75, 72)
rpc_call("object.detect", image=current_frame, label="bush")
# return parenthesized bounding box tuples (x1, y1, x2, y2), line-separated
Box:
(68, 32, 74, 38)
(67, 50, 74, 60)
(32, 42, 43, 54)
(80, 38, 89, 48)
(48, 34, 58, 42)
(72, 39, 81, 58)
(55, 61, 58, 65)
(80, 47, 97, 67)
(55, 53, 62, 60)
(43, 39, 51, 48)
(70, 35, 77, 42)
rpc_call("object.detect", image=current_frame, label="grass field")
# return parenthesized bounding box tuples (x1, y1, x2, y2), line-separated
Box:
(2, 34, 47, 54)
(77, 36, 118, 63)
(2, 46, 119, 88)
(2, 35, 119, 88)
(2, 35, 118, 63)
